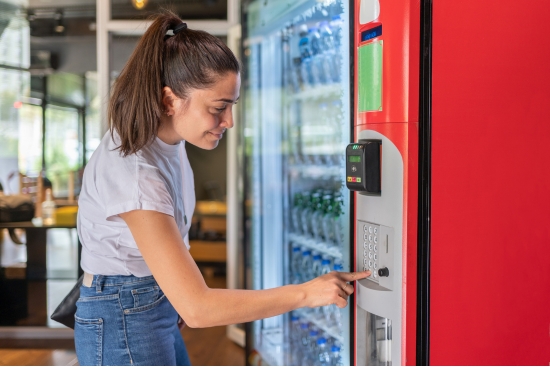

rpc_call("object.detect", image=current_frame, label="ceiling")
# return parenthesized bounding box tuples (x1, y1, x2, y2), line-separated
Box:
(25, 0, 228, 38)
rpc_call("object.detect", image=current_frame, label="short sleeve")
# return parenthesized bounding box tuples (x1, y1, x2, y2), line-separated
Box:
(95, 153, 175, 222)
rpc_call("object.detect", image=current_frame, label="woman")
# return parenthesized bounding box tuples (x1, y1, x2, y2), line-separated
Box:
(75, 11, 369, 366)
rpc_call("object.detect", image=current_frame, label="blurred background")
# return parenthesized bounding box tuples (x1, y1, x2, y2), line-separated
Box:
(0, 0, 243, 365)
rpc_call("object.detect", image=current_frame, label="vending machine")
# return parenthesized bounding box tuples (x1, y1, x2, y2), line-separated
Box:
(349, 0, 419, 365)
(241, 0, 354, 365)
(349, 0, 550, 365)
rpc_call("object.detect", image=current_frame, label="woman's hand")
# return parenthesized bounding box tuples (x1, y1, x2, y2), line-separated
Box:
(299, 270, 371, 309)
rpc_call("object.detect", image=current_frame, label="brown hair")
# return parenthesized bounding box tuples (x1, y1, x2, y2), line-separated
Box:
(109, 11, 240, 156)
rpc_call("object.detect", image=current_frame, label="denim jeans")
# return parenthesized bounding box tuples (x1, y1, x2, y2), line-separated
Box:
(74, 274, 191, 366)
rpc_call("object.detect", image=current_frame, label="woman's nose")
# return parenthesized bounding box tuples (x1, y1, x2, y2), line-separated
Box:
(221, 107, 235, 129)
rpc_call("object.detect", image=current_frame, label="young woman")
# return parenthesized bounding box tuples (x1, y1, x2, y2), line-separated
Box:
(75, 12, 369, 366)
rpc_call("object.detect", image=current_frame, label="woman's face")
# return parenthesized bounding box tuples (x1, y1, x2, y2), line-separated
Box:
(159, 72, 241, 150)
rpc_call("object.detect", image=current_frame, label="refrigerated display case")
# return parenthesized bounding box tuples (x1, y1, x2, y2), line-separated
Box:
(241, 0, 352, 365)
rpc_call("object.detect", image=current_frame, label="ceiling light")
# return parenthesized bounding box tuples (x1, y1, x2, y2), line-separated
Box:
(131, 0, 148, 10)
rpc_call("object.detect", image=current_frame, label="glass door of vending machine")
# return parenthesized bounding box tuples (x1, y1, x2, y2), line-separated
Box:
(242, 0, 352, 365)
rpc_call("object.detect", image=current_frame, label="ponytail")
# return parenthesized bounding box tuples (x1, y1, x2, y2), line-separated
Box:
(109, 11, 240, 156)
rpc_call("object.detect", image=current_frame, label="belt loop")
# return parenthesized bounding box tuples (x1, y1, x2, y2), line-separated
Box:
(95, 275, 104, 293)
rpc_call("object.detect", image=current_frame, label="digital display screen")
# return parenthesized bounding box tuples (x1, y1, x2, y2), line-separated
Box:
(349, 155, 361, 163)
(361, 25, 382, 42)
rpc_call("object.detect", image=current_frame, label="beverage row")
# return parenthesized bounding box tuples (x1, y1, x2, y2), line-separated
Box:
(290, 248, 343, 325)
(288, 18, 344, 92)
(291, 189, 344, 247)
(289, 315, 343, 366)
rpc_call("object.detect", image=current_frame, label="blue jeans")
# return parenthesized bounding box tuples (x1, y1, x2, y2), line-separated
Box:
(74, 274, 191, 366)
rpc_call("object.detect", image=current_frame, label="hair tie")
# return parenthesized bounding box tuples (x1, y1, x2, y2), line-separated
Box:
(173, 22, 187, 35)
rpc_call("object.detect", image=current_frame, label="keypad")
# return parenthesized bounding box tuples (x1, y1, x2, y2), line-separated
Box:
(361, 222, 381, 282)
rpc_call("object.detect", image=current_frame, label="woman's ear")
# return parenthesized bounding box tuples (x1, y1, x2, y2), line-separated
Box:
(162, 86, 177, 116)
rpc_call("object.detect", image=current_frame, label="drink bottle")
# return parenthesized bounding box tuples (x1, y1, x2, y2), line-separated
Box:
(289, 314, 301, 364)
(300, 248, 313, 283)
(332, 195, 344, 249)
(310, 193, 324, 241)
(321, 194, 334, 243)
(298, 25, 313, 89)
(311, 252, 323, 316)
(330, 344, 342, 366)
(318, 21, 335, 84)
(316, 337, 331, 366)
(290, 244, 302, 284)
(301, 327, 319, 365)
(320, 257, 333, 323)
(291, 192, 303, 234)
(300, 191, 312, 235)
(330, 260, 344, 328)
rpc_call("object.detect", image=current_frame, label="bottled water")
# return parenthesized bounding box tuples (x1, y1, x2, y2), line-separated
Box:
(298, 322, 310, 365)
(289, 315, 301, 365)
(318, 21, 335, 85)
(300, 191, 313, 235)
(310, 193, 324, 240)
(331, 261, 344, 327)
(291, 193, 303, 234)
(321, 194, 334, 243)
(298, 25, 313, 89)
(290, 244, 302, 284)
(301, 327, 319, 365)
(316, 337, 331, 366)
(320, 257, 333, 323)
(330, 344, 342, 366)
(300, 249, 313, 283)
(332, 195, 344, 249)
(311, 252, 323, 278)
(311, 252, 323, 316)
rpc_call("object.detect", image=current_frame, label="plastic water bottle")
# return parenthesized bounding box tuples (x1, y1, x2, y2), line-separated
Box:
(320, 257, 333, 323)
(310, 193, 324, 240)
(311, 252, 323, 278)
(290, 244, 302, 284)
(330, 344, 342, 366)
(300, 249, 313, 283)
(298, 25, 313, 89)
(291, 193, 303, 234)
(316, 337, 331, 366)
(298, 321, 310, 364)
(300, 191, 313, 235)
(301, 327, 319, 365)
(331, 261, 344, 327)
(289, 314, 301, 364)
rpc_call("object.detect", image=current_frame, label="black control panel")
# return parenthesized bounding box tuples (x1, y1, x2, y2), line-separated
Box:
(346, 139, 382, 195)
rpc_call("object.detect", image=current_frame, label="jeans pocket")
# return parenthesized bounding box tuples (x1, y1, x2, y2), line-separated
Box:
(131, 285, 160, 308)
(75, 316, 103, 366)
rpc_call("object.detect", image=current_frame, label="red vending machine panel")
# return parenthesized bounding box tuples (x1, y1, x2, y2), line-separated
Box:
(430, 1, 550, 364)
(352, 0, 419, 365)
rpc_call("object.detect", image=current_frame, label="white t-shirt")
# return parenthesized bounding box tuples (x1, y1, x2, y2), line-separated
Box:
(77, 131, 195, 277)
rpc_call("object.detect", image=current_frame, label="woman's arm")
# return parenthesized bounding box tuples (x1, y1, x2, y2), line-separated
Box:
(120, 209, 369, 328)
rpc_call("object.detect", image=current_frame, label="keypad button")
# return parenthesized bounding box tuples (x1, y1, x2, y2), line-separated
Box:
(368, 226, 373, 233)
(373, 245, 378, 252)
(363, 224, 369, 232)
(364, 259, 368, 265)
(368, 235, 373, 242)
(373, 227, 378, 235)
(363, 233, 369, 240)
(369, 243, 373, 251)
(363, 266, 368, 272)
(368, 252, 373, 259)
(373, 271, 378, 278)
(368, 260, 373, 268)
(374, 254, 378, 261)
(374, 236, 378, 244)
(374, 263, 378, 270)
(364, 250, 368, 257)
